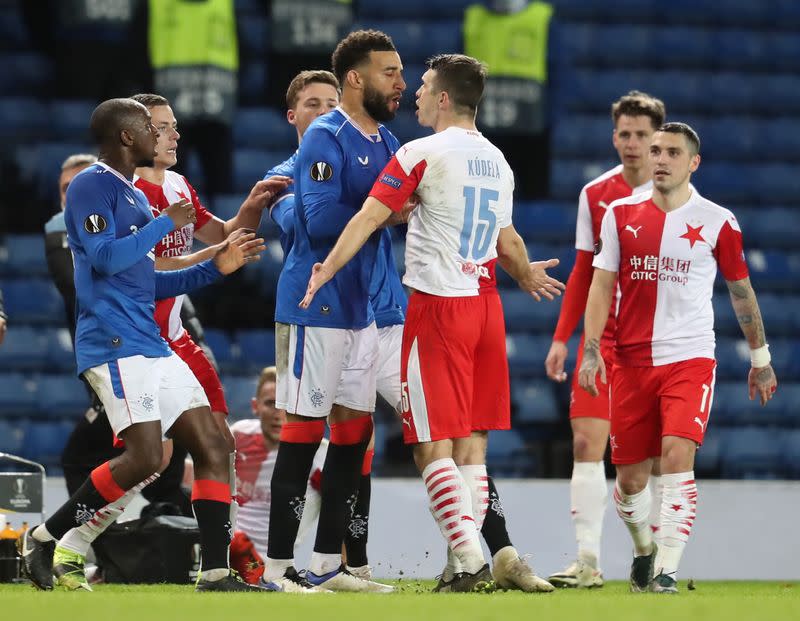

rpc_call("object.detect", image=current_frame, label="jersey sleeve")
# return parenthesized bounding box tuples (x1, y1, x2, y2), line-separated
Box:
(714, 215, 749, 281)
(154, 259, 222, 299)
(297, 127, 352, 239)
(269, 191, 295, 236)
(552, 249, 595, 342)
(368, 147, 427, 212)
(66, 174, 174, 276)
(185, 179, 213, 229)
(592, 206, 620, 272)
(574, 188, 594, 252)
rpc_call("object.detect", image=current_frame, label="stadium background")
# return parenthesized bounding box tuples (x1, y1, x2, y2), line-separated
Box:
(0, 0, 798, 483)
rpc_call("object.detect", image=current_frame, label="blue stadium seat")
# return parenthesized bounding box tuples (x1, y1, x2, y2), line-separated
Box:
(699, 117, 757, 161)
(513, 201, 576, 242)
(357, 0, 473, 19)
(390, 109, 429, 144)
(41, 374, 89, 417)
(753, 75, 800, 115)
(736, 208, 800, 250)
(0, 373, 38, 416)
(781, 430, 800, 477)
(549, 159, 616, 200)
(511, 381, 559, 424)
(0, 98, 50, 143)
(361, 20, 462, 64)
(500, 289, 559, 332)
(238, 15, 269, 56)
(0, 53, 53, 97)
(0, 234, 48, 276)
(239, 61, 269, 106)
(486, 429, 526, 459)
(769, 32, 800, 71)
(0, 419, 26, 455)
(720, 428, 783, 479)
(745, 250, 796, 290)
(712, 30, 767, 71)
(551, 115, 610, 159)
(506, 333, 549, 375)
(210, 195, 242, 223)
(222, 376, 258, 420)
(45, 328, 75, 373)
(49, 100, 96, 142)
(692, 162, 762, 204)
(0, 9, 32, 50)
(237, 329, 276, 370)
(713, 382, 784, 426)
(233, 148, 293, 194)
(694, 427, 722, 475)
(713, 338, 750, 381)
(22, 420, 73, 467)
(751, 165, 800, 203)
(233, 107, 296, 150)
(16, 142, 92, 202)
(1, 279, 63, 324)
(203, 329, 240, 374)
(257, 243, 286, 296)
(0, 326, 48, 371)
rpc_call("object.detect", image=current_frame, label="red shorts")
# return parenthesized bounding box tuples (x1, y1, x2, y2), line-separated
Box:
(169, 330, 228, 415)
(569, 335, 615, 420)
(400, 291, 510, 444)
(610, 358, 716, 465)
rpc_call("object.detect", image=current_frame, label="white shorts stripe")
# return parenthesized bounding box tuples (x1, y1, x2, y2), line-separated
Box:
(407, 337, 431, 442)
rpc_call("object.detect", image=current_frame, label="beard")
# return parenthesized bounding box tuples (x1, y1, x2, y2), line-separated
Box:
(363, 83, 396, 123)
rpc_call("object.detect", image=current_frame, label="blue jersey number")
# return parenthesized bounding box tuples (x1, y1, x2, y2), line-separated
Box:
(459, 186, 499, 260)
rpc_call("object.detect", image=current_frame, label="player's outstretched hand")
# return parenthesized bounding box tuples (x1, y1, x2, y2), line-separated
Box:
(748, 363, 778, 406)
(164, 198, 196, 229)
(545, 340, 569, 382)
(577, 340, 606, 397)
(522, 259, 566, 301)
(243, 176, 292, 210)
(299, 263, 334, 310)
(212, 229, 266, 275)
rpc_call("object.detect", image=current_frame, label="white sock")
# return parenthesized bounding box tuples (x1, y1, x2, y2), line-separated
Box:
(444, 547, 463, 580)
(613, 481, 654, 557)
(32, 524, 54, 543)
(654, 472, 697, 579)
(58, 474, 159, 556)
(571, 461, 606, 565)
(228, 451, 239, 529)
(648, 475, 663, 545)
(458, 465, 489, 532)
(263, 557, 294, 581)
(201, 567, 229, 582)
(309, 552, 342, 576)
(422, 458, 484, 574)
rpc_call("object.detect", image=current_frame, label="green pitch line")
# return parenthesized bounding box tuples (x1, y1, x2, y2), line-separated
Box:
(1, 581, 798, 621)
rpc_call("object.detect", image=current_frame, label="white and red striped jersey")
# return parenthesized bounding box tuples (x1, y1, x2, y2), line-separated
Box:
(593, 189, 748, 367)
(369, 127, 514, 297)
(134, 171, 213, 341)
(231, 419, 327, 559)
(565, 165, 652, 346)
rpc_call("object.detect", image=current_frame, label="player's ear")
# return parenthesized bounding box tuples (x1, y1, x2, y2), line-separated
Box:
(287, 109, 296, 126)
(689, 153, 701, 173)
(346, 68, 363, 90)
(120, 128, 134, 146)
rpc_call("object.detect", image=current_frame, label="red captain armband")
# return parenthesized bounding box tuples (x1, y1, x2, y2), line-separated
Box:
(369, 155, 426, 212)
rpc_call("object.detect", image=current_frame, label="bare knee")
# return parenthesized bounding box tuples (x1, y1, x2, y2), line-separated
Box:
(615, 462, 651, 495)
(573, 431, 605, 462)
(660, 438, 696, 474)
(125, 442, 163, 482)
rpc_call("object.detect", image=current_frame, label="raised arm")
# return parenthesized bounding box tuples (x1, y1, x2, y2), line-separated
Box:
(726, 276, 777, 405)
(155, 244, 220, 271)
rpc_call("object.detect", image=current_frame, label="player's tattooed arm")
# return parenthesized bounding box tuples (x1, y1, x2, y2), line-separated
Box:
(726, 276, 766, 348)
(727, 276, 778, 405)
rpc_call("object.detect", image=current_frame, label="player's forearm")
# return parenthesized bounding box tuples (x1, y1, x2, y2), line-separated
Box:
(584, 272, 614, 343)
(496, 230, 530, 285)
(154, 260, 222, 300)
(223, 204, 263, 238)
(322, 209, 381, 275)
(727, 276, 767, 350)
(553, 250, 594, 342)
(155, 245, 218, 271)
(88, 215, 174, 275)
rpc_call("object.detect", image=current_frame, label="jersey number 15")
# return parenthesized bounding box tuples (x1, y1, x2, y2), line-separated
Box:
(459, 186, 499, 261)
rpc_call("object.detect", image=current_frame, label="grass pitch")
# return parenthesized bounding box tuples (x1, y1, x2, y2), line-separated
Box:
(1, 581, 798, 621)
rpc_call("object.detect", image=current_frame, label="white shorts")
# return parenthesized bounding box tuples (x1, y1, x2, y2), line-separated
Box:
(275, 322, 378, 417)
(376, 324, 403, 413)
(84, 354, 209, 439)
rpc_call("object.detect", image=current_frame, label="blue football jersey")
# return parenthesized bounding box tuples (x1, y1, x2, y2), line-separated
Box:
(275, 108, 402, 329)
(267, 149, 406, 328)
(65, 162, 222, 374)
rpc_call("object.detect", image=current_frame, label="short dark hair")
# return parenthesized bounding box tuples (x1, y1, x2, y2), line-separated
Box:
(611, 90, 666, 130)
(331, 29, 396, 85)
(657, 122, 701, 155)
(425, 54, 487, 116)
(129, 93, 170, 108)
(89, 98, 148, 146)
(285, 70, 340, 109)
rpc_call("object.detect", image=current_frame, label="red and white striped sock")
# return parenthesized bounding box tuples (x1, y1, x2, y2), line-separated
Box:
(648, 474, 664, 545)
(613, 481, 654, 557)
(654, 472, 697, 578)
(458, 465, 489, 532)
(423, 458, 484, 574)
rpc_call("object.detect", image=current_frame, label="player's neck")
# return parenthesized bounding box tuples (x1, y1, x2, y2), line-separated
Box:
(340, 95, 379, 134)
(135, 165, 166, 185)
(434, 111, 477, 134)
(652, 183, 693, 213)
(98, 153, 136, 180)
(620, 165, 650, 190)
